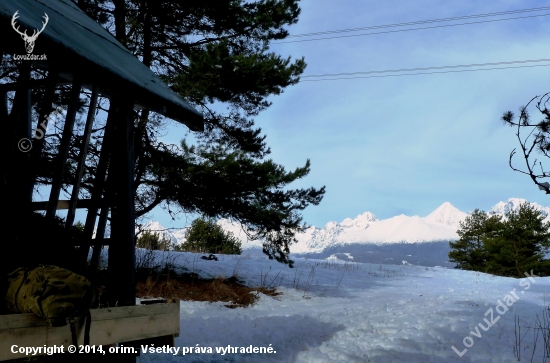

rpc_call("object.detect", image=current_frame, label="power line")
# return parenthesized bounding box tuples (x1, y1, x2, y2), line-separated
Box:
(275, 13, 550, 44)
(287, 6, 550, 38)
(299, 63, 550, 82)
(301, 58, 550, 79)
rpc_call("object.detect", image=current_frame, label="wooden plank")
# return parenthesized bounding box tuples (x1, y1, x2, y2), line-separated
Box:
(0, 313, 49, 330)
(1, 313, 178, 359)
(88, 312, 179, 343)
(31, 199, 106, 211)
(91, 301, 179, 322)
(0, 301, 178, 329)
(0, 301, 179, 361)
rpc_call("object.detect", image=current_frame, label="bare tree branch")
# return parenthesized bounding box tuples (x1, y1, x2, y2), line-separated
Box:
(507, 93, 550, 194)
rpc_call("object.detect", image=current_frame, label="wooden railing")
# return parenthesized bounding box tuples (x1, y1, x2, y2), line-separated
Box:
(0, 300, 179, 361)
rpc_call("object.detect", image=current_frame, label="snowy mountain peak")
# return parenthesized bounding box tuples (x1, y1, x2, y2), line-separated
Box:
(341, 211, 378, 229)
(489, 198, 529, 216)
(139, 220, 166, 231)
(423, 202, 468, 228)
(324, 221, 339, 229)
(137, 221, 178, 243)
(488, 198, 550, 221)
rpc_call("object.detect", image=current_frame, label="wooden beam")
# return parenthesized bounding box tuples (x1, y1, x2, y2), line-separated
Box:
(80, 98, 118, 265)
(0, 301, 179, 361)
(0, 79, 114, 103)
(30, 199, 109, 211)
(66, 85, 99, 228)
(45, 78, 83, 225)
(90, 184, 113, 272)
(0, 79, 72, 92)
(2, 234, 111, 246)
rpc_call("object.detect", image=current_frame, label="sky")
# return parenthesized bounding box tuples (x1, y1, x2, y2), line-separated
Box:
(71, 0, 550, 231)
(246, 0, 550, 227)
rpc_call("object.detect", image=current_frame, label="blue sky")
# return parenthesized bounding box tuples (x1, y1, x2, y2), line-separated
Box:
(71, 1, 550, 230)
(251, 0, 550, 227)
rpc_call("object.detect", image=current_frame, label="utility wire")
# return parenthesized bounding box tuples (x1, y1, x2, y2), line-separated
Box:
(299, 63, 550, 82)
(275, 13, 550, 44)
(287, 6, 550, 38)
(301, 58, 550, 79)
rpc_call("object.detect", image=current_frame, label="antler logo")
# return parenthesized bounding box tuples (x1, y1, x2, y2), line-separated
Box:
(11, 10, 49, 54)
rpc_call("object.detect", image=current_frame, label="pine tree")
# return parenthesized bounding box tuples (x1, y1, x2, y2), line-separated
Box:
(449, 202, 550, 277)
(2, 0, 325, 265)
(180, 218, 242, 255)
(449, 209, 501, 271)
(484, 202, 550, 277)
(136, 230, 173, 251)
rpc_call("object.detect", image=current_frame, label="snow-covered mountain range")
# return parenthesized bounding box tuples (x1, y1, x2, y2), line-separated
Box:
(96, 198, 550, 255)
(290, 201, 468, 253)
(137, 221, 179, 244)
(488, 198, 550, 220)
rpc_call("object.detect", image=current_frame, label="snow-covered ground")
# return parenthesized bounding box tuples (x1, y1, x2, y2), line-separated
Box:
(132, 250, 550, 363)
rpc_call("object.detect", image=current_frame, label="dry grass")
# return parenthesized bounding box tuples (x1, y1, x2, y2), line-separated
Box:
(135, 270, 281, 308)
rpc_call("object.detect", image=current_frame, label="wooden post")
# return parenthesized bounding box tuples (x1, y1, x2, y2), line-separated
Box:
(65, 85, 99, 229)
(28, 67, 61, 198)
(106, 97, 138, 362)
(108, 96, 136, 307)
(89, 176, 113, 272)
(1, 63, 32, 276)
(9, 63, 32, 210)
(80, 98, 118, 264)
(45, 78, 83, 225)
(0, 91, 6, 124)
(30, 68, 60, 162)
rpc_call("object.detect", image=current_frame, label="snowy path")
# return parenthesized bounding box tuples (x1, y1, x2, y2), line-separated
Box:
(136, 252, 550, 362)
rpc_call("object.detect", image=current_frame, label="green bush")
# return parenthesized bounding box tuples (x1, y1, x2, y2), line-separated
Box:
(178, 218, 242, 255)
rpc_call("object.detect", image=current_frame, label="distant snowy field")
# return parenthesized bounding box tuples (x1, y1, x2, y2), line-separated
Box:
(125, 250, 550, 363)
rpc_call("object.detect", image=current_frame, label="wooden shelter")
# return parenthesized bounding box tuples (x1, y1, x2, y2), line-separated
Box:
(0, 0, 203, 360)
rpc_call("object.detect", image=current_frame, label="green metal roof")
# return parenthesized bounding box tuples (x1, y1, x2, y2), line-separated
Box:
(0, 0, 203, 131)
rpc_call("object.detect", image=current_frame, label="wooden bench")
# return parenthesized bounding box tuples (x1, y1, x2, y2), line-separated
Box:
(0, 300, 179, 361)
